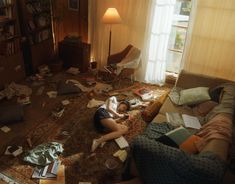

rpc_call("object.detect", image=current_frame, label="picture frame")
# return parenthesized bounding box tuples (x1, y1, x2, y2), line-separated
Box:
(68, 0, 79, 11)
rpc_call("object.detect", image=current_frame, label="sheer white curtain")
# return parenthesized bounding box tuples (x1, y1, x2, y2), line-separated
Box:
(182, 0, 235, 81)
(145, 0, 176, 85)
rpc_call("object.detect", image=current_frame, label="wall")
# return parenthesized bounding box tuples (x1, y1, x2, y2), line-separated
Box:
(52, 0, 88, 47)
(183, 0, 235, 81)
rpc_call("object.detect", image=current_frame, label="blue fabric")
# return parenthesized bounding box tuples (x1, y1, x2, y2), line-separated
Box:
(130, 122, 227, 184)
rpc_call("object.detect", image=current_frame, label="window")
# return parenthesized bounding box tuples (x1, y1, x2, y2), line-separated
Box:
(166, 0, 192, 73)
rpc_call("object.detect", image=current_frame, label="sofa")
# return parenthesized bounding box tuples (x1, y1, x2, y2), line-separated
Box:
(129, 70, 235, 184)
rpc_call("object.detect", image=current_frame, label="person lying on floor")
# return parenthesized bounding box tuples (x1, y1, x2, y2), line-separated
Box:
(91, 96, 130, 152)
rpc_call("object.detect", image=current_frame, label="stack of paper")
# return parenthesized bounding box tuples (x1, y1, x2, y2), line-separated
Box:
(115, 136, 129, 149)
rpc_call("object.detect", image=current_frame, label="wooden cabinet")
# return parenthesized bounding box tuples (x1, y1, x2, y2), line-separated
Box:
(58, 41, 90, 72)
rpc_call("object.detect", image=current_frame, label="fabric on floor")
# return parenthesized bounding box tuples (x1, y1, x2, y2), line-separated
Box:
(23, 142, 63, 166)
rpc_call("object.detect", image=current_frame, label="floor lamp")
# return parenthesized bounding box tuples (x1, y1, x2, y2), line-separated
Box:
(102, 8, 122, 57)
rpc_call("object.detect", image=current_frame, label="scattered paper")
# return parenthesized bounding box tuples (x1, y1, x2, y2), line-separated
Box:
(66, 67, 80, 75)
(61, 100, 70, 106)
(47, 91, 58, 98)
(32, 160, 60, 179)
(1, 126, 11, 133)
(115, 136, 129, 149)
(17, 96, 31, 105)
(52, 107, 65, 118)
(87, 99, 104, 108)
(5, 146, 23, 157)
(113, 150, 128, 162)
(182, 114, 201, 130)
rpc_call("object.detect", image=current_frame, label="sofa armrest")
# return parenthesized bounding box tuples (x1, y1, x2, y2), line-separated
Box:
(176, 70, 232, 89)
(132, 135, 226, 184)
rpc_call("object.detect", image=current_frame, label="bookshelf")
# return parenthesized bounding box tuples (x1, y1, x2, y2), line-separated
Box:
(0, 0, 25, 88)
(18, 0, 54, 73)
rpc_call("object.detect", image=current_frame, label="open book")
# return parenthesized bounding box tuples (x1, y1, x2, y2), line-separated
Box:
(166, 112, 201, 130)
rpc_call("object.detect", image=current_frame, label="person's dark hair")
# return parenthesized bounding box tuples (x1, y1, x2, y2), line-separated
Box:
(119, 100, 131, 111)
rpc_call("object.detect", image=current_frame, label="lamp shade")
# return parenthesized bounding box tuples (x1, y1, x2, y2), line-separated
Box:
(102, 8, 122, 24)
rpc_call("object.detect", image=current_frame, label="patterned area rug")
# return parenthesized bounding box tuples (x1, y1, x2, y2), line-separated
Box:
(0, 73, 171, 184)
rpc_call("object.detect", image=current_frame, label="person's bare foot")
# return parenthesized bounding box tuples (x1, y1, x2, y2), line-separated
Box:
(116, 177, 142, 184)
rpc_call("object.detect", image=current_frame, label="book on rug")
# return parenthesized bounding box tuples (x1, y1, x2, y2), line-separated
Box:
(166, 112, 201, 130)
(133, 87, 153, 101)
(32, 160, 60, 179)
(39, 164, 65, 184)
(115, 136, 129, 149)
(165, 126, 191, 146)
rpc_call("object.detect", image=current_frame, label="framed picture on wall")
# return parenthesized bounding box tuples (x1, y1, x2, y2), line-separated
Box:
(68, 0, 79, 11)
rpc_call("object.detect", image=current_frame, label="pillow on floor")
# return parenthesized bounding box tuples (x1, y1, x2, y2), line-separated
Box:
(57, 81, 81, 95)
(0, 105, 24, 124)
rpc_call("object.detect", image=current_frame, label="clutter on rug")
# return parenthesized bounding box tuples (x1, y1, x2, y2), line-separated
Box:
(104, 158, 119, 170)
(32, 160, 60, 179)
(23, 142, 63, 166)
(66, 67, 80, 75)
(87, 98, 104, 108)
(133, 87, 153, 101)
(17, 95, 31, 105)
(0, 126, 11, 133)
(115, 136, 129, 149)
(113, 150, 128, 162)
(39, 164, 65, 184)
(52, 107, 65, 118)
(5, 146, 23, 157)
(0, 82, 32, 100)
(47, 91, 58, 98)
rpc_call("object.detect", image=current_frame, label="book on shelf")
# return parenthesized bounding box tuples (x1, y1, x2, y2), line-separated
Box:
(26, 3, 36, 14)
(166, 112, 202, 130)
(0, 0, 12, 6)
(0, 38, 20, 56)
(28, 20, 36, 30)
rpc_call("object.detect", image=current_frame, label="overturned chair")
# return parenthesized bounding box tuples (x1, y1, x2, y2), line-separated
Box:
(107, 44, 141, 85)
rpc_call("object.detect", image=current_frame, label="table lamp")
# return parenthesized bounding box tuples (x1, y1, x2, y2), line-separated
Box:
(102, 8, 122, 56)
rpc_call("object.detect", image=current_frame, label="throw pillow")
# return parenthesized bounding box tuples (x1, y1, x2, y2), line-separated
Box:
(193, 101, 218, 116)
(57, 81, 81, 95)
(142, 92, 169, 122)
(179, 135, 202, 154)
(179, 87, 211, 105)
(0, 105, 24, 124)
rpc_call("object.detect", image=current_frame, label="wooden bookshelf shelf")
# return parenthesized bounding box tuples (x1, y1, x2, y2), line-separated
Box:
(18, 0, 54, 73)
(0, 4, 14, 9)
(0, 0, 26, 88)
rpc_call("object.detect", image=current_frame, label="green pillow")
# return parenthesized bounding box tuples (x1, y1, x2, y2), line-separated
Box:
(179, 87, 211, 105)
